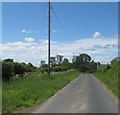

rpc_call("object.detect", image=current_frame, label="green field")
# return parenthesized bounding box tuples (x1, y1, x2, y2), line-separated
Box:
(2, 70, 80, 113)
(94, 62, 120, 98)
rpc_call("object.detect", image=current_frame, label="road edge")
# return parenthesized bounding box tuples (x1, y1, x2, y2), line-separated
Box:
(92, 74, 118, 104)
(30, 73, 82, 113)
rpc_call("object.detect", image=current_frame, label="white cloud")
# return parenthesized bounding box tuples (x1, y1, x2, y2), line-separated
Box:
(1, 36, 118, 66)
(52, 30, 57, 33)
(21, 29, 26, 33)
(93, 32, 101, 38)
(21, 29, 32, 34)
(25, 38, 35, 42)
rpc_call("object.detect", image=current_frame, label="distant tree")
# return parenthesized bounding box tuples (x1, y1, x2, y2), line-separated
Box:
(79, 54, 91, 63)
(56, 55, 63, 65)
(97, 62, 101, 65)
(28, 62, 34, 67)
(107, 64, 111, 70)
(72, 56, 77, 63)
(72, 53, 96, 73)
(40, 60, 45, 66)
(72, 54, 86, 72)
(50, 57, 56, 66)
(22, 62, 26, 65)
(111, 57, 120, 64)
(27, 63, 35, 72)
(26, 64, 31, 72)
(88, 60, 97, 72)
(62, 58, 70, 66)
(63, 58, 69, 63)
(60, 58, 71, 71)
(3, 58, 13, 62)
(40, 63, 48, 73)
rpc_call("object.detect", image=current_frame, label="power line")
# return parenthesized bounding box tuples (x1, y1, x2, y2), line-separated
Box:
(50, 5, 79, 60)
(51, 5, 72, 45)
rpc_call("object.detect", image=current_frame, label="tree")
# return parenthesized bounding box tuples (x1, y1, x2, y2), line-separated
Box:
(62, 58, 70, 66)
(56, 55, 63, 65)
(40, 63, 48, 73)
(61, 58, 71, 71)
(72, 56, 77, 63)
(2, 62, 14, 81)
(63, 58, 69, 63)
(72, 53, 96, 72)
(72, 54, 87, 72)
(3, 58, 13, 62)
(27, 63, 35, 72)
(28, 63, 33, 67)
(50, 57, 56, 66)
(111, 57, 120, 64)
(79, 54, 91, 63)
(14, 62, 27, 75)
(88, 60, 97, 72)
(40, 60, 45, 66)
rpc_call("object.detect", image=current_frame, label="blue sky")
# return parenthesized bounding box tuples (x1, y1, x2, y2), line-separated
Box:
(1, 2, 118, 66)
(3, 2, 118, 42)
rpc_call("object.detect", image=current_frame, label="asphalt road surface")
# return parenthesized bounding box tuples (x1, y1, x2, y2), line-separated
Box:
(32, 74, 118, 113)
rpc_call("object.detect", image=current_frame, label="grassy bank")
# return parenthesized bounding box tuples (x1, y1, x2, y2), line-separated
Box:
(94, 62, 120, 98)
(2, 70, 80, 113)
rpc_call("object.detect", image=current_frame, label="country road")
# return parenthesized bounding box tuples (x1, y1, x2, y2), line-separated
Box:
(32, 74, 118, 113)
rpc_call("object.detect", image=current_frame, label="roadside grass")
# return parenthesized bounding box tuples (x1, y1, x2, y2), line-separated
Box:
(2, 69, 80, 113)
(0, 83, 2, 115)
(94, 62, 120, 99)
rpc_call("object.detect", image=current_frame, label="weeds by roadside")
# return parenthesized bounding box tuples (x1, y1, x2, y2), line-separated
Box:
(2, 70, 80, 113)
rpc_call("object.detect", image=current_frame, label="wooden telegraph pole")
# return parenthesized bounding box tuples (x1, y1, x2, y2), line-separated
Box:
(48, 0, 50, 76)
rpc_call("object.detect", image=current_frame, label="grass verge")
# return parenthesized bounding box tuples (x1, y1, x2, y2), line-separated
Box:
(94, 62, 120, 99)
(2, 69, 80, 113)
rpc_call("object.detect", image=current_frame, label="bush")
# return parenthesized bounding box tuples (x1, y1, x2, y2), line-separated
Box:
(102, 64, 111, 72)
(14, 62, 28, 75)
(94, 61, 120, 98)
(3, 59, 13, 62)
(52, 66, 60, 72)
(2, 61, 37, 81)
(2, 62, 14, 81)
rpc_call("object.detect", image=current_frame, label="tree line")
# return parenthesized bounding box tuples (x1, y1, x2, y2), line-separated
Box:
(2, 53, 98, 81)
(40, 55, 72, 73)
(2, 59, 36, 81)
